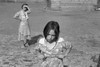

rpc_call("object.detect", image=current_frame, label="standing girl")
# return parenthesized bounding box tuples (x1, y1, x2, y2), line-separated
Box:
(14, 3, 31, 47)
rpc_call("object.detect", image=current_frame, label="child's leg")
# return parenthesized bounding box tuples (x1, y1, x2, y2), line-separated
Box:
(18, 32, 21, 41)
(27, 35, 31, 40)
(24, 35, 31, 47)
(23, 35, 30, 47)
(23, 36, 27, 47)
(18, 33, 27, 48)
(19, 34, 26, 48)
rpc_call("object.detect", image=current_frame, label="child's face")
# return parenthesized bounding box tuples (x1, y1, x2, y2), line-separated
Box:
(46, 30, 55, 43)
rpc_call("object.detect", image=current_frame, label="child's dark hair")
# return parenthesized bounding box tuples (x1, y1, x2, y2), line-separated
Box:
(21, 3, 29, 11)
(43, 21, 60, 42)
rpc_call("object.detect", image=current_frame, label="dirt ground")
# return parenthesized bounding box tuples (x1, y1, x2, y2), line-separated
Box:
(0, 2, 100, 67)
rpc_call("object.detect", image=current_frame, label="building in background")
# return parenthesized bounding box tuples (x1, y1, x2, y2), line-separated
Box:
(0, 0, 98, 11)
(49, 0, 97, 11)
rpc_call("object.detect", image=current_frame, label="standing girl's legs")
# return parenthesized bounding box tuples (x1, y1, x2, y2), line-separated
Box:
(23, 35, 31, 47)
(18, 32, 25, 48)
(18, 32, 21, 41)
(24, 23, 31, 47)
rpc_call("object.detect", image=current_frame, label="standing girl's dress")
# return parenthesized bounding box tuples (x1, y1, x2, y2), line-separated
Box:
(14, 10, 31, 41)
(35, 37, 71, 67)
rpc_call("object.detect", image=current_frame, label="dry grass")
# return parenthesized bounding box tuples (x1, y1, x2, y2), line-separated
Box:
(0, 34, 99, 67)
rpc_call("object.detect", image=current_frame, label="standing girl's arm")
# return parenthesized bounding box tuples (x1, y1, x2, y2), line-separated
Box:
(13, 11, 20, 20)
(26, 6, 31, 14)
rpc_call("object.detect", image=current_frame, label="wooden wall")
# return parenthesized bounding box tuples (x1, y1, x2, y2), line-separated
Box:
(50, 0, 97, 11)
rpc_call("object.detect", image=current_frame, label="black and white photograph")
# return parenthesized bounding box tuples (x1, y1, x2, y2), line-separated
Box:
(0, 0, 100, 67)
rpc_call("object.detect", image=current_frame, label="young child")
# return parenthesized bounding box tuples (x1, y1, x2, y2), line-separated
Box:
(34, 21, 72, 67)
(14, 3, 31, 47)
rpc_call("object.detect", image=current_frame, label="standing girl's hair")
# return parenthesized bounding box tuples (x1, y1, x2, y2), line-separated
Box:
(21, 3, 29, 11)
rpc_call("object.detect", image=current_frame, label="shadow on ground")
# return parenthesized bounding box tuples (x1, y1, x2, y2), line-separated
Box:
(26, 34, 43, 46)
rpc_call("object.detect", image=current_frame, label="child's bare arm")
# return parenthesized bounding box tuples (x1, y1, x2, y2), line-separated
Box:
(26, 6, 31, 14)
(57, 41, 72, 58)
(13, 11, 20, 20)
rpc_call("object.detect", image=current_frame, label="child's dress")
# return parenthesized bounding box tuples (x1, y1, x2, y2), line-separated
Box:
(14, 10, 31, 41)
(36, 37, 71, 67)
